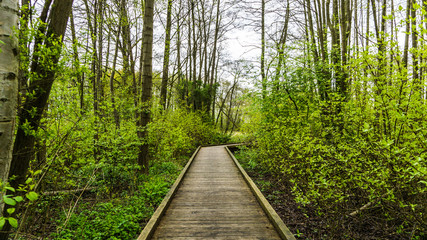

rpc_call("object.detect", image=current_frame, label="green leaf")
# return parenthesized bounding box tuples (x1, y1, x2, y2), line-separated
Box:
(25, 178, 33, 185)
(26, 192, 38, 201)
(13, 196, 24, 202)
(0, 218, 5, 230)
(5, 187, 15, 192)
(8, 217, 18, 228)
(6, 208, 15, 215)
(3, 196, 16, 206)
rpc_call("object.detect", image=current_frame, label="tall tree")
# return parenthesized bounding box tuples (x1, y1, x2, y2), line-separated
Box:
(0, 0, 74, 237)
(273, 0, 290, 89)
(160, 0, 173, 110)
(410, 0, 420, 94)
(209, 0, 221, 118)
(0, 0, 19, 188)
(137, 0, 155, 174)
(261, 0, 266, 99)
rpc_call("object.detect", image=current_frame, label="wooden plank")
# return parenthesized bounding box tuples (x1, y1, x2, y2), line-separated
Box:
(142, 146, 286, 240)
(154, 237, 270, 240)
(225, 146, 296, 240)
(155, 223, 279, 238)
(136, 146, 201, 240)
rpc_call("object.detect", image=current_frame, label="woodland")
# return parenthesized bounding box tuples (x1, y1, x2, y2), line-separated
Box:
(0, 0, 426, 239)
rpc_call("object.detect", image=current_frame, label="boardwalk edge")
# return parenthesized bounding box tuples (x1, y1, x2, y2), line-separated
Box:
(225, 146, 297, 240)
(136, 146, 202, 240)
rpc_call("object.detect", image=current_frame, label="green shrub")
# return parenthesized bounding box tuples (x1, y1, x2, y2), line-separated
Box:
(147, 108, 218, 161)
(51, 172, 177, 240)
(243, 72, 426, 238)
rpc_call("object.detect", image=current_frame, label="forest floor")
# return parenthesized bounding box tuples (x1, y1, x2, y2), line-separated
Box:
(242, 166, 329, 239)
(231, 147, 327, 239)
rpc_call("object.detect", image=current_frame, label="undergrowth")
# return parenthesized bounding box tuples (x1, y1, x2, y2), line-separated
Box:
(50, 166, 178, 240)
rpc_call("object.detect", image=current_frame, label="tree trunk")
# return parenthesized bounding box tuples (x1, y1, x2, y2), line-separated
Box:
(191, 0, 198, 110)
(0, 0, 19, 195)
(18, 0, 30, 111)
(261, 0, 266, 99)
(70, 12, 85, 113)
(110, 25, 121, 130)
(137, 0, 155, 174)
(339, 0, 351, 100)
(209, 0, 221, 118)
(160, 0, 173, 110)
(402, 0, 411, 69)
(273, 0, 290, 92)
(1, 0, 73, 237)
(411, 0, 420, 94)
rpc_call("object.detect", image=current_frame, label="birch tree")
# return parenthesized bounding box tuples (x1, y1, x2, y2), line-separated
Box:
(0, 0, 19, 189)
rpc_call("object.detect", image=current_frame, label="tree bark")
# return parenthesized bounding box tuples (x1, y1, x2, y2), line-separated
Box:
(137, 0, 155, 174)
(209, 0, 221, 118)
(160, 0, 173, 110)
(273, 0, 290, 91)
(410, 0, 420, 94)
(402, 0, 411, 69)
(0, 0, 19, 192)
(17, 0, 30, 111)
(70, 12, 85, 113)
(261, 0, 266, 99)
(191, 0, 198, 110)
(110, 24, 121, 130)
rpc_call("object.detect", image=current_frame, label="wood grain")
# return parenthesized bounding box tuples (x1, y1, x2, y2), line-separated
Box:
(141, 146, 292, 240)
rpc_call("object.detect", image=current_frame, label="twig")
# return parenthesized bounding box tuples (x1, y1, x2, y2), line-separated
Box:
(43, 187, 98, 196)
(349, 189, 393, 217)
(56, 168, 97, 234)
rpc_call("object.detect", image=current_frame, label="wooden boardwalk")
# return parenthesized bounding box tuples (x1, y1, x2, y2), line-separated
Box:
(138, 146, 295, 240)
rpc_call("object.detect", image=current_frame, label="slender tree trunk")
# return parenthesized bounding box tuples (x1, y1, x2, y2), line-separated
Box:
(261, 0, 266, 99)
(403, 0, 410, 69)
(187, 3, 192, 107)
(328, 0, 341, 93)
(191, 0, 198, 110)
(83, 0, 101, 160)
(209, 0, 221, 118)
(97, 0, 105, 104)
(411, 0, 420, 94)
(70, 12, 85, 113)
(339, 0, 351, 100)
(273, 0, 290, 91)
(110, 25, 121, 130)
(176, 2, 183, 104)
(18, 0, 30, 110)
(160, 0, 173, 110)
(137, 0, 155, 174)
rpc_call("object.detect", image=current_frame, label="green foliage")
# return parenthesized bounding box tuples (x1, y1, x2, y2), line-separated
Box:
(147, 108, 220, 161)
(233, 146, 259, 171)
(50, 163, 179, 240)
(243, 38, 426, 238)
(0, 179, 39, 230)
